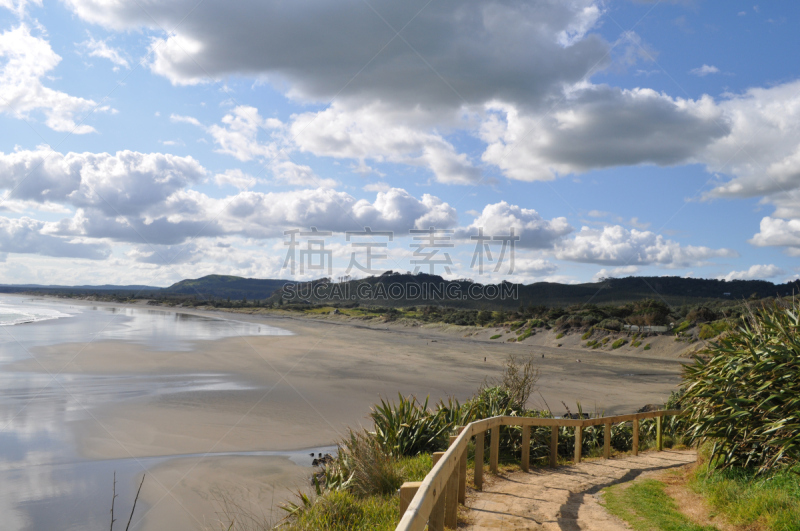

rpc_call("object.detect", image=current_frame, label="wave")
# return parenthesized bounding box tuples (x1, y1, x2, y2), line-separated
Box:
(0, 302, 74, 326)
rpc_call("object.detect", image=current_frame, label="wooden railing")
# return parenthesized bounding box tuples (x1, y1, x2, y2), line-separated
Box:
(396, 409, 681, 531)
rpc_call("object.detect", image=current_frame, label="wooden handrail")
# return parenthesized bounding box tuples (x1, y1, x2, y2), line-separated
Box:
(396, 409, 681, 531)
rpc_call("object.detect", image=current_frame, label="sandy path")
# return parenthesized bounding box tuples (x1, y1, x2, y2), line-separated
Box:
(464, 449, 697, 530)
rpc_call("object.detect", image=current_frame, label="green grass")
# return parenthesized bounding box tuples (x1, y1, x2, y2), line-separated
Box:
(490, 334, 502, 339)
(673, 320, 692, 334)
(689, 463, 800, 530)
(611, 338, 627, 349)
(284, 490, 398, 531)
(643, 343, 651, 350)
(603, 479, 719, 531)
(585, 339, 597, 348)
(282, 453, 432, 531)
(555, 332, 564, 339)
(631, 340, 642, 347)
(581, 329, 593, 340)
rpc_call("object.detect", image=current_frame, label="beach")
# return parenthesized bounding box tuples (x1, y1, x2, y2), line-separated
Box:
(1, 298, 687, 530)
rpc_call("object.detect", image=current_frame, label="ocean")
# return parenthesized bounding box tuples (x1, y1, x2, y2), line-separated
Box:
(0, 295, 312, 530)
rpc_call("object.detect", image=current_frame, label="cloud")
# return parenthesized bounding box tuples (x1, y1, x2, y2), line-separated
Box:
(0, 0, 41, 18)
(480, 86, 727, 181)
(212, 187, 458, 238)
(207, 105, 283, 162)
(270, 161, 336, 188)
(77, 35, 129, 69)
(64, 0, 608, 111)
(290, 103, 481, 184)
(458, 201, 573, 249)
(748, 217, 800, 256)
(170, 113, 203, 128)
(0, 24, 106, 133)
(0, 148, 207, 216)
(718, 264, 785, 281)
(690, 64, 720, 76)
(705, 81, 800, 201)
(555, 225, 738, 267)
(593, 265, 639, 281)
(0, 215, 109, 259)
(214, 169, 257, 190)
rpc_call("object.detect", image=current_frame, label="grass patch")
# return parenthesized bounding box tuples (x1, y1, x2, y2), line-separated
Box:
(603, 479, 719, 531)
(517, 327, 534, 341)
(490, 334, 502, 339)
(284, 490, 398, 531)
(689, 462, 800, 530)
(555, 332, 564, 339)
(697, 320, 729, 340)
(581, 329, 593, 340)
(585, 339, 597, 348)
(611, 338, 627, 349)
(631, 340, 642, 347)
(643, 343, 651, 350)
(673, 320, 692, 334)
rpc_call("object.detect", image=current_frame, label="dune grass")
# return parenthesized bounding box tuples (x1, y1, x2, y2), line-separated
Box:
(603, 479, 719, 531)
(689, 463, 800, 530)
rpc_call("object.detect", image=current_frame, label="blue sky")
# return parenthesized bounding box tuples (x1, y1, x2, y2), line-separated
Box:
(0, 0, 799, 287)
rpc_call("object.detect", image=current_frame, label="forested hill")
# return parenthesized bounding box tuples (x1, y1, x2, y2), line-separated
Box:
(2, 273, 797, 309)
(268, 272, 798, 309)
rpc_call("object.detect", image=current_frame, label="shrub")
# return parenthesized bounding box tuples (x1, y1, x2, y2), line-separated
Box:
(581, 329, 593, 340)
(698, 319, 729, 340)
(683, 300, 800, 472)
(330, 431, 404, 497)
(687, 306, 718, 323)
(598, 319, 622, 331)
(611, 338, 627, 349)
(284, 490, 397, 531)
(490, 334, 501, 339)
(555, 332, 564, 339)
(585, 340, 597, 348)
(643, 343, 651, 350)
(673, 320, 691, 333)
(631, 340, 642, 347)
(369, 395, 449, 456)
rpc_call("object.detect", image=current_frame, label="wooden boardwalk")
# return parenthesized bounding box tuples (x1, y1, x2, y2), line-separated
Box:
(463, 449, 696, 530)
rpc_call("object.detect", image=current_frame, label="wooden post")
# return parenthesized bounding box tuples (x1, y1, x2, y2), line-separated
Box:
(450, 433, 466, 505)
(490, 427, 500, 473)
(399, 482, 421, 517)
(574, 426, 582, 463)
(656, 415, 663, 451)
(474, 431, 484, 490)
(430, 452, 446, 531)
(521, 425, 530, 472)
(445, 452, 459, 529)
(550, 426, 558, 468)
(633, 418, 639, 456)
(604, 422, 611, 459)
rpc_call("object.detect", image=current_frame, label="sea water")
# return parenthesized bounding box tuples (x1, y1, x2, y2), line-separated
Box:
(0, 295, 300, 530)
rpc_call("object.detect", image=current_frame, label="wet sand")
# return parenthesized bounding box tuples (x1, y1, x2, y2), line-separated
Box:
(9, 307, 687, 529)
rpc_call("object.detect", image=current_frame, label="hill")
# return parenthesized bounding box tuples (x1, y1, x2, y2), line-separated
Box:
(270, 272, 799, 309)
(161, 275, 288, 300)
(2, 273, 797, 310)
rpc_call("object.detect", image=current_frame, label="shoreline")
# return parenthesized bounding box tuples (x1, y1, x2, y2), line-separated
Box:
(4, 294, 690, 530)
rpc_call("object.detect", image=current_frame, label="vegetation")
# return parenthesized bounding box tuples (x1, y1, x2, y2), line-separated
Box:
(683, 299, 800, 472)
(689, 457, 800, 530)
(603, 479, 717, 531)
(489, 334, 501, 339)
(611, 338, 627, 349)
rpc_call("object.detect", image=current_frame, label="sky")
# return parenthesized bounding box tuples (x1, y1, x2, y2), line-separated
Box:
(0, 0, 799, 287)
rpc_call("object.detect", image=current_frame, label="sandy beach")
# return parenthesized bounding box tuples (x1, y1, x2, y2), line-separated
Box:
(8, 303, 689, 529)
